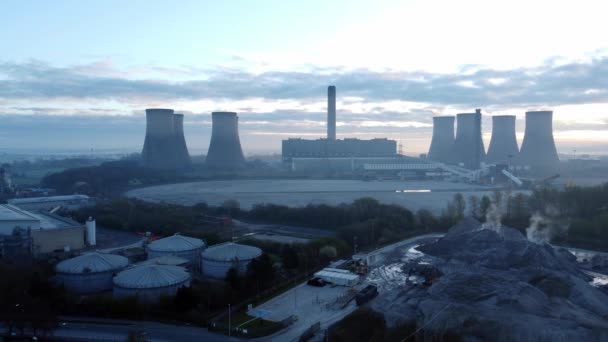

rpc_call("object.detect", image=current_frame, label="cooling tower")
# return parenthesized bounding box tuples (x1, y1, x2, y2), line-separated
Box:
(518, 110, 559, 172)
(453, 109, 485, 169)
(327, 85, 336, 140)
(486, 115, 519, 164)
(427, 116, 455, 163)
(205, 112, 245, 169)
(142, 108, 178, 169)
(172, 114, 191, 168)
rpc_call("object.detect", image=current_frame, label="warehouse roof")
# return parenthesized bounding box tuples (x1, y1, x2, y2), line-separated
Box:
(201, 242, 262, 262)
(147, 234, 205, 252)
(56, 252, 129, 274)
(314, 270, 360, 282)
(113, 264, 190, 289)
(0, 204, 38, 221)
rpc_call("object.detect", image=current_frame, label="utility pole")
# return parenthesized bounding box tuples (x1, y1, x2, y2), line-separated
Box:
(228, 303, 231, 337)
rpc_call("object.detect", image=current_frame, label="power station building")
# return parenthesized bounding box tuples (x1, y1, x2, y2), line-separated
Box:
(282, 86, 397, 162)
(518, 110, 560, 173)
(205, 112, 246, 169)
(486, 115, 519, 164)
(141, 108, 191, 170)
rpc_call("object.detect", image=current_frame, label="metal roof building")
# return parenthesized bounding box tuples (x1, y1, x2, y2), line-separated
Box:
(8, 194, 92, 211)
(146, 234, 205, 265)
(55, 252, 129, 294)
(201, 242, 262, 279)
(113, 264, 191, 302)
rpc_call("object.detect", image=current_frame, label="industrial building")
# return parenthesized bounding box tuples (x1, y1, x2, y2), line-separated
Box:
(313, 268, 360, 287)
(8, 194, 92, 211)
(282, 138, 397, 162)
(113, 264, 191, 302)
(288, 156, 431, 174)
(141, 108, 191, 170)
(453, 110, 485, 169)
(55, 252, 129, 294)
(427, 116, 455, 164)
(518, 111, 560, 173)
(0, 204, 90, 255)
(146, 234, 206, 266)
(486, 115, 519, 164)
(282, 86, 397, 162)
(201, 242, 262, 279)
(205, 111, 246, 169)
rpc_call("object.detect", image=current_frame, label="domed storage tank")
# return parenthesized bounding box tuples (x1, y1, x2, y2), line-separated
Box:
(146, 234, 205, 265)
(201, 242, 262, 279)
(113, 264, 191, 303)
(55, 252, 129, 294)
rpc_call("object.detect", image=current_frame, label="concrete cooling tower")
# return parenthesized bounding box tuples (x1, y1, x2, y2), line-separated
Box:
(518, 111, 559, 173)
(172, 114, 191, 168)
(486, 115, 519, 164)
(453, 109, 485, 169)
(327, 85, 336, 140)
(141, 108, 191, 169)
(205, 112, 245, 169)
(427, 116, 455, 164)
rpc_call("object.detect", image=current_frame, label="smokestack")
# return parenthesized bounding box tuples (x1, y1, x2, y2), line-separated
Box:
(142, 108, 178, 169)
(172, 113, 191, 168)
(518, 110, 559, 173)
(427, 116, 455, 163)
(327, 85, 336, 140)
(453, 111, 485, 169)
(486, 115, 519, 164)
(206, 112, 245, 169)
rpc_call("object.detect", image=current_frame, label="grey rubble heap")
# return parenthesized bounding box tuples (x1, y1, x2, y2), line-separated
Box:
(372, 218, 608, 341)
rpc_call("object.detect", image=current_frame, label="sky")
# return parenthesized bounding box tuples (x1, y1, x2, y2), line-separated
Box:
(2, 0, 608, 156)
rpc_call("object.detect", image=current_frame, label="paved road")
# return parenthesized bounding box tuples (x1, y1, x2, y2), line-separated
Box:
(3, 317, 237, 342)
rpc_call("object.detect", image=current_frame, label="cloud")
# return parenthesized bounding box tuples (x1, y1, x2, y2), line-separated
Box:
(1, 57, 608, 109)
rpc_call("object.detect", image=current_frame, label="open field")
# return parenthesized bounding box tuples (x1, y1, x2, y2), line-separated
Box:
(126, 179, 511, 213)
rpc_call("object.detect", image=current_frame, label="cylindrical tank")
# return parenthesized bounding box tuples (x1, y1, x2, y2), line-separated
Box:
(453, 110, 485, 169)
(85, 217, 96, 246)
(327, 86, 336, 140)
(518, 110, 559, 174)
(55, 252, 129, 294)
(427, 116, 455, 163)
(486, 115, 519, 164)
(146, 234, 206, 266)
(205, 112, 245, 169)
(141, 108, 177, 169)
(201, 242, 262, 279)
(113, 264, 191, 303)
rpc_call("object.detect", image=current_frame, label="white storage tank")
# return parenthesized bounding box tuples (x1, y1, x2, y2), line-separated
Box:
(146, 234, 205, 265)
(113, 264, 191, 303)
(201, 242, 262, 279)
(55, 252, 129, 294)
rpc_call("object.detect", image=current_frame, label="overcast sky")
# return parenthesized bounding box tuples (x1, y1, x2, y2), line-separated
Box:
(2, 0, 608, 156)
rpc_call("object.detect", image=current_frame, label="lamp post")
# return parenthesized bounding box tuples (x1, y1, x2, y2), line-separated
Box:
(228, 303, 231, 337)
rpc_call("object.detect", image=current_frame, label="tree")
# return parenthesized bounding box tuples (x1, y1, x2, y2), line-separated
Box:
(174, 286, 199, 313)
(468, 195, 480, 219)
(453, 193, 466, 220)
(281, 245, 299, 269)
(480, 195, 492, 221)
(320, 245, 338, 260)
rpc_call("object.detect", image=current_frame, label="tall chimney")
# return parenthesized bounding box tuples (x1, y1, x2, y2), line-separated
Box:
(486, 115, 519, 164)
(172, 113, 191, 168)
(453, 111, 485, 169)
(518, 110, 559, 174)
(427, 116, 455, 164)
(205, 112, 245, 169)
(327, 86, 336, 140)
(142, 108, 177, 169)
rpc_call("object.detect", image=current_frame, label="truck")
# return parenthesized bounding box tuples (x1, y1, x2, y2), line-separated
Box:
(355, 284, 378, 306)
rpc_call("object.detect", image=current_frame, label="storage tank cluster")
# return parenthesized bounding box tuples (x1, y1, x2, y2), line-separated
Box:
(427, 109, 559, 173)
(141, 108, 191, 170)
(146, 234, 206, 266)
(55, 252, 129, 294)
(201, 242, 262, 279)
